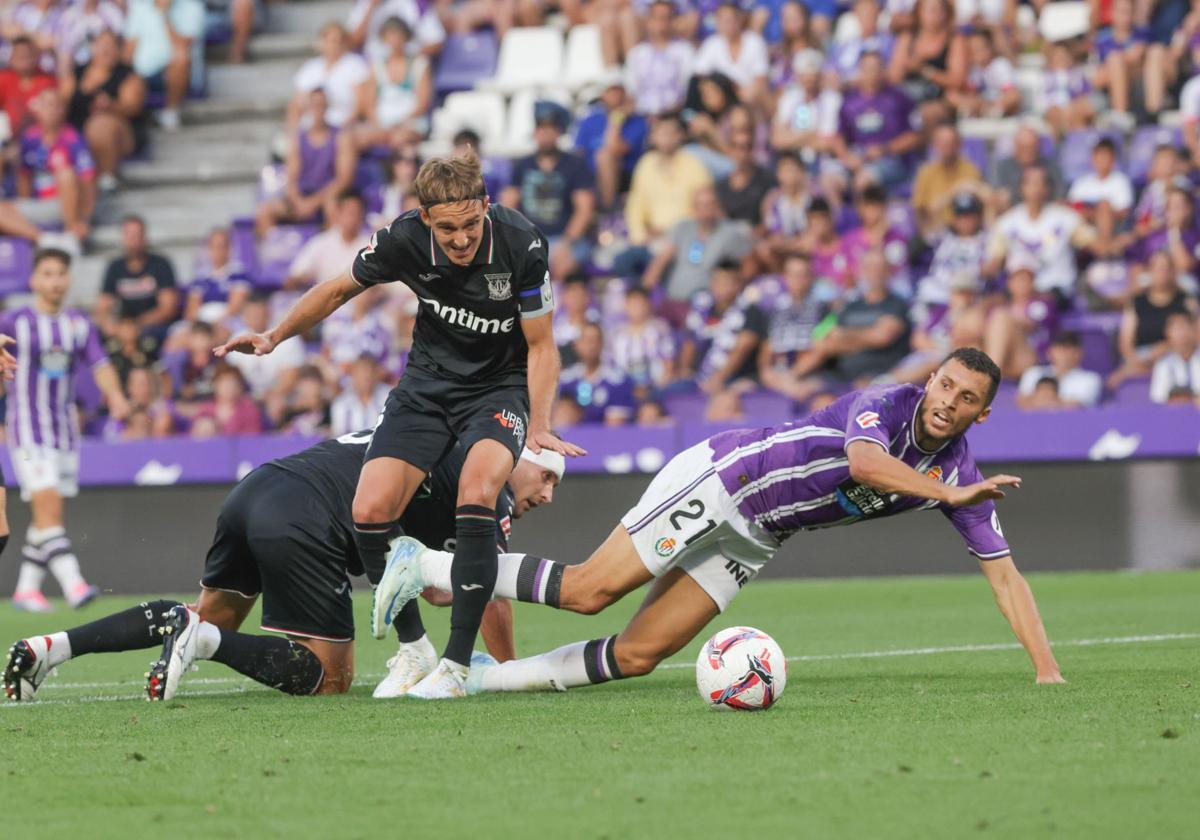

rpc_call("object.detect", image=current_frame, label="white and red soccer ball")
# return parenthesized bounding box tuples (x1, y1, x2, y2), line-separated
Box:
(695, 626, 787, 711)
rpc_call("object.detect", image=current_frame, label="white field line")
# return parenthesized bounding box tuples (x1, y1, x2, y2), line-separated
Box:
(5, 632, 1197, 705)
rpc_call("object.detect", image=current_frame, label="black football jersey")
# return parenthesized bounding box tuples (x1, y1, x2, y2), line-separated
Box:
(350, 203, 554, 384)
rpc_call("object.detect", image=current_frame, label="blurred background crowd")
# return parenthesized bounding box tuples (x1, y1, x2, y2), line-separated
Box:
(1, 0, 1199, 442)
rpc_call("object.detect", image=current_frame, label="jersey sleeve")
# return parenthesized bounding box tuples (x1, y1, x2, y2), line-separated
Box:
(939, 460, 1011, 560)
(515, 232, 554, 320)
(841, 387, 908, 453)
(351, 224, 405, 288)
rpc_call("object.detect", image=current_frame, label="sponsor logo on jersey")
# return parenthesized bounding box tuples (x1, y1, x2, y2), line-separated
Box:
(418, 273, 440, 282)
(485, 272, 513, 301)
(654, 537, 677, 557)
(991, 510, 1004, 537)
(500, 515, 512, 538)
(926, 465, 943, 481)
(494, 408, 526, 446)
(528, 238, 541, 252)
(855, 410, 881, 429)
(420, 296, 516, 334)
(835, 478, 893, 518)
(723, 559, 750, 588)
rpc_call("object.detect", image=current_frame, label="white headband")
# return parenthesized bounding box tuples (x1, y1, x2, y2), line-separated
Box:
(520, 447, 566, 481)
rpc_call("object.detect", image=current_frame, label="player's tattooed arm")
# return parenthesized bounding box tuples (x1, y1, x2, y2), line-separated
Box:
(215, 272, 364, 358)
(846, 441, 1021, 505)
(979, 556, 1064, 684)
(521, 314, 586, 458)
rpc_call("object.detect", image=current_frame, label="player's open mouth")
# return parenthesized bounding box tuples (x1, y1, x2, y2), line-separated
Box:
(930, 410, 952, 432)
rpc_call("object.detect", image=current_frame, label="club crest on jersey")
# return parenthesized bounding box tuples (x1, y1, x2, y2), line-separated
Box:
(654, 537, 677, 557)
(926, 466, 943, 481)
(855, 410, 881, 429)
(486, 273, 513, 301)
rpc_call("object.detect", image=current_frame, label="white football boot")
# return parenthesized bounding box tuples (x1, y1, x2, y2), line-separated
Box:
(405, 657, 468, 699)
(146, 606, 200, 701)
(3, 637, 55, 701)
(370, 537, 429, 640)
(372, 636, 438, 698)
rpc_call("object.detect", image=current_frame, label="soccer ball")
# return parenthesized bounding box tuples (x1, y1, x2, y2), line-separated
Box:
(695, 626, 787, 711)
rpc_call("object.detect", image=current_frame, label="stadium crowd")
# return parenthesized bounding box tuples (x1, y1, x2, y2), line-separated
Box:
(2, 0, 1200, 441)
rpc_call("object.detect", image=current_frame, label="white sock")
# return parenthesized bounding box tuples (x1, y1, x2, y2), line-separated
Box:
(401, 634, 435, 654)
(44, 632, 71, 668)
(477, 638, 617, 693)
(14, 561, 47, 594)
(419, 549, 454, 592)
(48, 553, 85, 594)
(195, 620, 221, 660)
(27, 525, 64, 545)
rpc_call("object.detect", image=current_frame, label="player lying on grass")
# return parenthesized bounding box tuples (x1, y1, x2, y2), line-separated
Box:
(3, 431, 562, 702)
(375, 348, 1065, 697)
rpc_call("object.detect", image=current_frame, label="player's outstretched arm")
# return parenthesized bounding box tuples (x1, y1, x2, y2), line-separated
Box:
(847, 440, 1020, 504)
(521, 314, 586, 457)
(214, 272, 364, 358)
(979, 555, 1064, 684)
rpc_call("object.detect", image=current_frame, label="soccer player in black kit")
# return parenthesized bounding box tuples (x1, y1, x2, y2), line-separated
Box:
(216, 156, 583, 698)
(3, 431, 563, 702)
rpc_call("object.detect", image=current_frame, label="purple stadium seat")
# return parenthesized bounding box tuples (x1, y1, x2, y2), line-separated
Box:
(434, 33, 499, 98)
(0, 237, 33, 296)
(740, 390, 795, 421)
(662, 391, 707, 421)
(354, 158, 386, 194)
(1061, 311, 1120, 375)
(229, 217, 259, 280)
(1112, 377, 1151, 405)
(255, 224, 320, 290)
(1059, 129, 1123, 184)
(990, 381, 1018, 414)
(1125, 125, 1181, 186)
(961, 137, 989, 175)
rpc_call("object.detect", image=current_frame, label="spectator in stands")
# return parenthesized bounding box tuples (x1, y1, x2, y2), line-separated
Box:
(796, 196, 843, 288)
(105, 315, 161, 384)
(257, 89, 354, 238)
(283, 190, 369, 292)
(643, 185, 751, 310)
(1128, 145, 1177, 246)
(573, 79, 648, 211)
(624, 0, 695, 116)
(330, 354, 390, 436)
(949, 28, 1020, 118)
(716, 127, 774, 226)
(354, 18, 432, 151)
(289, 22, 371, 130)
(825, 0, 895, 82)
(557, 322, 638, 426)
(2, 0, 64, 73)
(1090, 0, 1145, 128)
(758, 254, 829, 399)
(501, 101, 596, 280)
(887, 0, 963, 126)
(120, 364, 175, 436)
(830, 50, 920, 193)
(693, 1, 770, 110)
(888, 271, 985, 385)
(835, 184, 910, 295)
(1041, 41, 1096, 138)
(15, 88, 95, 245)
(622, 111, 712, 247)
(1150, 312, 1200, 404)
(275, 365, 331, 435)
(1016, 330, 1103, 410)
(369, 147, 419, 227)
(1068, 137, 1133, 246)
(1172, 30, 1200, 153)
(683, 80, 746, 173)
(762, 0, 822, 86)
(62, 30, 146, 192)
(990, 124, 1063, 213)
(183, 226, 251, 324)
(123, 0, 205, 132)
(986, 165, 1095, 307)
(983, 254, 1059, 379)
(321, 285, 395, 377)
(752, 151, 811, 272)
(58, 0, 127, 67)
(347, 0, 446, 61)
(916, 191, 987, 306)
(770, 48, 839, 161)
(97, 214, 179, 340)
(164, 319, 220, 411)
(912, 123, 984, 240)
(552, 274, 599, 368)
(0, 37, 56, 137)
(607, 285, 677, 391)
(790, 248, 911, 389)
(192, 363, 262, 436)
(1132, 186, 1200, 279)
(225, 292, 307, 400)
(1110, 250, 1200, 386)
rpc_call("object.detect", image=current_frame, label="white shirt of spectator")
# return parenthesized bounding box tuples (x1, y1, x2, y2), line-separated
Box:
(288, 229, 371, 287)
(293, 52, 371, 127)
(975, 56, 1016, 101)
(1018, 364, 1103, 407)
(346, 0, 445, 62)
(124, 0, 205, 78)
(226, 336, 307, 399)
(918, 232, 986, 305)
(773, 86, 841, 136)
(693, 31, 769, 88)
(1180, 75, 1200, 126)
(1150, 350, 1200, 403)
(956, 0, 1007, 25)
(991, 203, 1086, 295)
(1068, 170, 1134, 212)
(330, 383, 391, 436)
(624, 39, 695, 115)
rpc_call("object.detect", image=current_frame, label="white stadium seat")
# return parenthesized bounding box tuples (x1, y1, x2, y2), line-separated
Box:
(430, 90, 507, 149)
(482, 27, 564, 94)
(562, 24, 610, 90)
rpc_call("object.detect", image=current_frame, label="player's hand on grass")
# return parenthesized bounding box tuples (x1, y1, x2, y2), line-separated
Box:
(214, 332, 276, 358)
(1036, 671, 1066, 685)
(946, 474, 1021, 506)
(528, 428, 587, 458)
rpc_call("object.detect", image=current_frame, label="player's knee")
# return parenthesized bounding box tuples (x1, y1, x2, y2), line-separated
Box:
(351, 494, 396, 525)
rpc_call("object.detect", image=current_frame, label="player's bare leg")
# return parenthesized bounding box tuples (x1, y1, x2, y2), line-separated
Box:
(195, 587, 258, 631)
(468, 569, 719, 694)
(19, 487, 96, 610)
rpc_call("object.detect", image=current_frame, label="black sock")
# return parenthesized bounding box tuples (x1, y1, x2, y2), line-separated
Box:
(65, 600, 183, 656)
(393, 599, 427, 644)
(514, 554, 565, 608)
(0, 533, 8, 559)
(584, 635, 625, 684)
(210, 630, 325, 696)
(444, 505, 498, 667)
(353, 518, 403, 586)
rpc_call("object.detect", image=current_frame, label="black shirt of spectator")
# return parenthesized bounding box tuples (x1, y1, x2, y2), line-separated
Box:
(102, 253, 177, 320)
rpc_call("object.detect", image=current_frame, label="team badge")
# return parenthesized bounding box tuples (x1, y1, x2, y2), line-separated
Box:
(926, 466, 943, 481)
(855, 410, 881, 429)
(486, 273, 513, 301)
(654, 537, 677, 557)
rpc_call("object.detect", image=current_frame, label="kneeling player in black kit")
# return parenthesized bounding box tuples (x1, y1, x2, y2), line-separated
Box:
(3, 431, 563, 702)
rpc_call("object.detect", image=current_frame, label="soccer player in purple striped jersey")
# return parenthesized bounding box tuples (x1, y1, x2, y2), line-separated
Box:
(2, 249, 130, 613)
(378, 347, 1065, 696)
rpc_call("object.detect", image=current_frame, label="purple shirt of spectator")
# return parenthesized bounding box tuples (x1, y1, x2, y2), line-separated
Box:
(8, 1, 68, 73)
(1042, 67, 1091, 108)
(708, 382, 1012, 559)
(1134, 227, 1200, 265)
(825, 33, 895, 81)
(1016, 294, 1059, 360)
(559, 363, 638, 423)
(835, 226, 911, 293)
(57, 1, 126, 64)
(188, 257, 252, 304)
(0, 306, 109, 451)
(1093, 26, 1149, 62)
(837, 86, 914, 153)
(624, 39, 695, 116)
(323, 310, 394, 369)
(686, 293, 769, 383)
(608, 318, 676, 386)
(297, 127, 339, 196)
(20, 124, 96, 198)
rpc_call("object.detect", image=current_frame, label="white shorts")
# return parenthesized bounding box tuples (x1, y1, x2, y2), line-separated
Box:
(9, 446, 80, 501)
(620, 440, 779, 611)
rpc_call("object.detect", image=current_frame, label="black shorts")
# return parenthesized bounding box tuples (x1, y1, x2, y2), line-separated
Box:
(200, 466, 356, 642)
(366, 374, 530, 472)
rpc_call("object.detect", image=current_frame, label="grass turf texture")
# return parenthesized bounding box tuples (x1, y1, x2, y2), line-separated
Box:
(3, 570, 1197, 839)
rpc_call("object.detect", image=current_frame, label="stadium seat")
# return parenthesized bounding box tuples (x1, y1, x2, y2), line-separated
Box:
(961, 137, 989, 175)
(503, 88, 574, 155)
(740, 391, 796, 422)
(1059, 130, 1123, 183)
(229, 217, 258, 280)
(1112, 377, 1152, 405)
(481, 27, 564, 94)
(1038, 1, 1090, 42)
(661, 391, 707, 421)
(430, 90, 507, 150)
(0, 237, 33, 296)
(562, 25, 611, 90)
(433, 32, 499, 99)
(1125, 125, 1181, 186)
(1062, 311, 1121, 376)
(255, 224, 320, 290)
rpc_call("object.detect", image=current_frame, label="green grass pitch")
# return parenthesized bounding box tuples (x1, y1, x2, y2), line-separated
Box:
(3, 570, 1197, 839)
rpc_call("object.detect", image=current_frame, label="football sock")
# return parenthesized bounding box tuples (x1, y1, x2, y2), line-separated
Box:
(0, 533, 8, 559)
(31, 526, 86, 594)
(353, 519, 403, 586)
(15, 538, 48, 594)
(474, 636, 624, 693)
(421, 551, 565, 607)
(63, 599, 183, 661)
(209, 630, 324, 696)
(392, 599, 426, 644)
(443, 505, 498, 667)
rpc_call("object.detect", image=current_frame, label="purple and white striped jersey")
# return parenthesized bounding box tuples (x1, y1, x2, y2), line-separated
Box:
(0, 306, 110, 451)
(707, 383, 1011, 560)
